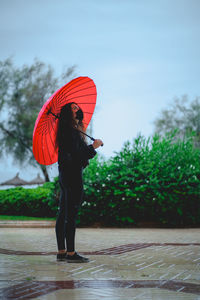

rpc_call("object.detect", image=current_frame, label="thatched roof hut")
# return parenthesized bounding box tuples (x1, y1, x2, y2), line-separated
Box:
(28, 174, 45, 185)
(0, 173, 29, 186)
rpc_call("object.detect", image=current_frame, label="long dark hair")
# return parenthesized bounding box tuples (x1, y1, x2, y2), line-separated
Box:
(56, 102, 86, 149)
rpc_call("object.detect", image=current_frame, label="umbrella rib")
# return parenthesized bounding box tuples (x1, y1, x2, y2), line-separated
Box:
(53, 94, 97, 114)
(49, 117, 57, 142)
(61, 77, 92, 97)
(60, 86, 95, 101)
(34, 125, 43, 164)
(40, 130, 46, 165)
(50, 97, 56, 114)
(65, 93, 97, 102)
(64, 77, 88, 93)
(36, 121, 52, 165)
(34, 128, 40, 162)
(37, 119, 48, 135)
(44, 125, 53, 164)
(77, 102, 96, 104)
(49, 97, 59, 118)
(39, 121, 49, 164)
(55, 78, 95, 107)
(53, 102, 96, 110)
(47, 116, 57, 160)
(54, 77, 91, 109)
(63, 84, 95, 97)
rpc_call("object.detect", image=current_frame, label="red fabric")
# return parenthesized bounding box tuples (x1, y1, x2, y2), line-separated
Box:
(32, 76, 97, 165)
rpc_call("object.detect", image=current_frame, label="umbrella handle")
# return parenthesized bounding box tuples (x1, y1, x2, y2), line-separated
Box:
(77, 129, 104, 147)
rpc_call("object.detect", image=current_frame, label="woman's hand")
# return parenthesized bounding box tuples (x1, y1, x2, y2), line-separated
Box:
(92, 139, 104, 149)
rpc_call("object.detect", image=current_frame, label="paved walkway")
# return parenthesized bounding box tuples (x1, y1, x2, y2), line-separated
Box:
(0, 224, 200, 299)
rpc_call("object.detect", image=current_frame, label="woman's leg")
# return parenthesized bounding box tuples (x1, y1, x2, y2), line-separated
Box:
(56, 167, 84, 255)
(65, 179, 84, 253)
(55, 176, 67, 252)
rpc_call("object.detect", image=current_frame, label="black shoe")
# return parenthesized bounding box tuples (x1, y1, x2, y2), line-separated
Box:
(66, 251, 89, 263)
(57, 252, 67, 261)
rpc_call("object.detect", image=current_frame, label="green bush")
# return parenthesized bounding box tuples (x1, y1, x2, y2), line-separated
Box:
(80, 129, 200, 227)
(0, 185, 56, 217)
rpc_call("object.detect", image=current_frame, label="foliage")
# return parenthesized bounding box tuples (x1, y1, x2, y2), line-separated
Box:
(79, 129, 200, 227)
(0, 186, 56, 217)
(0, 57, 76, 181)
(153, 95, 200, 149)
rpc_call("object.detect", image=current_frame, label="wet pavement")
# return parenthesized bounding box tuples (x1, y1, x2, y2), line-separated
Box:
(0, 225, 200, 299)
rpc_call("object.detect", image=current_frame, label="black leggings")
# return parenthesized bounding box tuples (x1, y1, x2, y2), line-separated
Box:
(55, 166, 83, 252)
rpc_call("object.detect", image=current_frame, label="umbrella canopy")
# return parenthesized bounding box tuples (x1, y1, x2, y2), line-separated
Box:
(32, 76, 97, 165)
(0, 173, 29, 186)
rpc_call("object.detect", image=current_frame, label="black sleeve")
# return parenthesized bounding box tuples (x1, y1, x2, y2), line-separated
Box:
(70, 128, 97, 164)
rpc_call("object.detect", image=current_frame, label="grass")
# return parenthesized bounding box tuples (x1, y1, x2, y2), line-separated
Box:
(0, 215, 56, 221)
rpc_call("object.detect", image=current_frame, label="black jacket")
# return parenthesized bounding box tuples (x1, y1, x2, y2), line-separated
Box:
(58, 127, 97, 170)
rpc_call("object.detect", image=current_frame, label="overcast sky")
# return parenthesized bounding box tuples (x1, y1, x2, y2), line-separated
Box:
(0, 0, 200, 183)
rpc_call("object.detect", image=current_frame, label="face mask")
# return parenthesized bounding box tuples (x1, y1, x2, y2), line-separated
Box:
(76, 109, 83, 121)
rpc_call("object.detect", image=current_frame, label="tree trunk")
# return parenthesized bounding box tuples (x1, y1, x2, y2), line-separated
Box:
(40, 165, 50, 182)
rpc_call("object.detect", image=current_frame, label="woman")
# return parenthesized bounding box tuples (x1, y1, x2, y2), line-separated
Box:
(55, 102, 103, 263)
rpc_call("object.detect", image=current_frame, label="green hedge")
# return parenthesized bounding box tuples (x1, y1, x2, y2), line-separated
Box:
(0, 129, 200, 227)
(0, 185, 57, 217)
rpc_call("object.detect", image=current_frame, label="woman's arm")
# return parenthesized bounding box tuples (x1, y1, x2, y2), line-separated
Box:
(70, 128, 97, 164)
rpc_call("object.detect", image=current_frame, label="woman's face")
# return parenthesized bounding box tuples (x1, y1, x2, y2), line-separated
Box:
(71, 103, 80, 120)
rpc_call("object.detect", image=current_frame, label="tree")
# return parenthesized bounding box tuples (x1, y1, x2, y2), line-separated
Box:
(153, 95, 200, 148)
(0, 57, 76, 181)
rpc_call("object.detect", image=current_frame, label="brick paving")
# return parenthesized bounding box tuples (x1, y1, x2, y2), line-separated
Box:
(0, 226, 199, 299)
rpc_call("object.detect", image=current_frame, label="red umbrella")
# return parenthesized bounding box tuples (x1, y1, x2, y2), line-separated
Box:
(32, 76, 97, 165)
